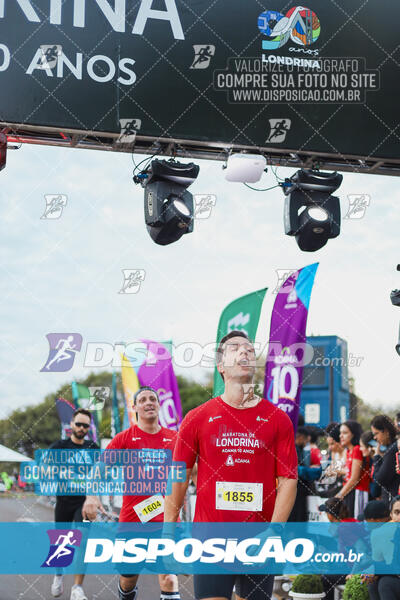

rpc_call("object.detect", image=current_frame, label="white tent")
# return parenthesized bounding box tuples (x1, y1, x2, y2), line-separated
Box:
(0, 444, 33, 462)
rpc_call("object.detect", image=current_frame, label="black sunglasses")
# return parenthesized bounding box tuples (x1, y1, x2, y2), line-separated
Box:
(75, 422, 90, 429)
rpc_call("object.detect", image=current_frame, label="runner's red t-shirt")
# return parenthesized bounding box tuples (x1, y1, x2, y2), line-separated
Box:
(173, 396, 298, 522)
(106, 425, 177, 523)
(344, 445, 363, 484)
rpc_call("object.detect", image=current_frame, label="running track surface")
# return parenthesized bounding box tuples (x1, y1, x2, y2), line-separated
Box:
(0, 494, 195, 600)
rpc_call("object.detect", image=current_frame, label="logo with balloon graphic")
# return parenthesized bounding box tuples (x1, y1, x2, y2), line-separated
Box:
(258, 6, 321, 50)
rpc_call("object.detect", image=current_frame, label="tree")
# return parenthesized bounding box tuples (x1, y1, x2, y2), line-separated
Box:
(0, 373, 213, 459)
(354, 396, 393, 432)
(0, 395, 59, 457)
(0, 372, 117, 456)
(177, 376, 212, 416)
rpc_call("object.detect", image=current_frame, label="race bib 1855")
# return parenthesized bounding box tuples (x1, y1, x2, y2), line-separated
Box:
(215, 482, 263, 511)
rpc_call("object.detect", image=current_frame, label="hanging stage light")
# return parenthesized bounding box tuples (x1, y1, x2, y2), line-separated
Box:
(283, 169, 343, 252)
(141, 159, 200, 246)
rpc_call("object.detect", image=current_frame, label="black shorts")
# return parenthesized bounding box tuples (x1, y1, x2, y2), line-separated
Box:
(55, 500, 83, 523)
(194, 573, 274, 599)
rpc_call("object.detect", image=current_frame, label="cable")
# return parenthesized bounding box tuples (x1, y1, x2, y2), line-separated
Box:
(241, 166, 282, 192)
(243, 183, 281, 192)
(132, 155, 155, 175)
(271, 165, 284, 182)
(132, 153, 158, 180)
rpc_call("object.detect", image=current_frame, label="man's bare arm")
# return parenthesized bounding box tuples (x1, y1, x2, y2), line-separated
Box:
(164, 467, 192, 522)
(270, 477, 297, 522)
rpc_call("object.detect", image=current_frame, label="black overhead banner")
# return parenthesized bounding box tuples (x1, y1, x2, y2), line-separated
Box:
(0, 1, 398, 172)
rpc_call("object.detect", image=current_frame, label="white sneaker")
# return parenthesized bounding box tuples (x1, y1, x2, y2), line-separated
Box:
(51, 575, 64, 597)
(70, 585, 88, 600)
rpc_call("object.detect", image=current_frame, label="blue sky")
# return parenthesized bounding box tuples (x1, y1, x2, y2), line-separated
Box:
(0, 142, 399, 417)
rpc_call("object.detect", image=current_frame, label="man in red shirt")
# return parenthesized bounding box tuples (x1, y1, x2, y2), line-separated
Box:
(82, 387, 180, 600)
(164, 330, 298, 600)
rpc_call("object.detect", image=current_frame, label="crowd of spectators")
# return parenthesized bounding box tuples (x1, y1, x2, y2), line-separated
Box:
(290, 413, 400, 600)
(290, 413, 400, 521)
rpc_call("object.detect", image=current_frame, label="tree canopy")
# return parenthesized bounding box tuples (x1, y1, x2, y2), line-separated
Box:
(0, 369, 392, 462)
(0, 372, 212, 458)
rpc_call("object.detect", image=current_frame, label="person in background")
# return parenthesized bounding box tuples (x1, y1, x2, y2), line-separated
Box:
(360, 498, 400, 600)
(307, 426, 322, 466)
(356, 431, 373, 510)
(357, 499, 390, 523)
(371, 414, 400, 507)
(49, 408, 99, 600)
(1, 471, 13, 491)
(288, 426, 322, 522)
(324, 422, 347, 479)
(17, 472, 27, 490)
(396, 435, 400, 495)
(335, 420, 363, 517)
(297, 413, 305, 427)
(82, 387, 180, 600)
(360, 431, 381, 499)
(319, 496, 357, 523)
(11, 469, 18, 490)
(360, 431, 375, 457)
(394, 412, 400, 433)
(390, 495, 400, 520)
(318, 497, 357, 600)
